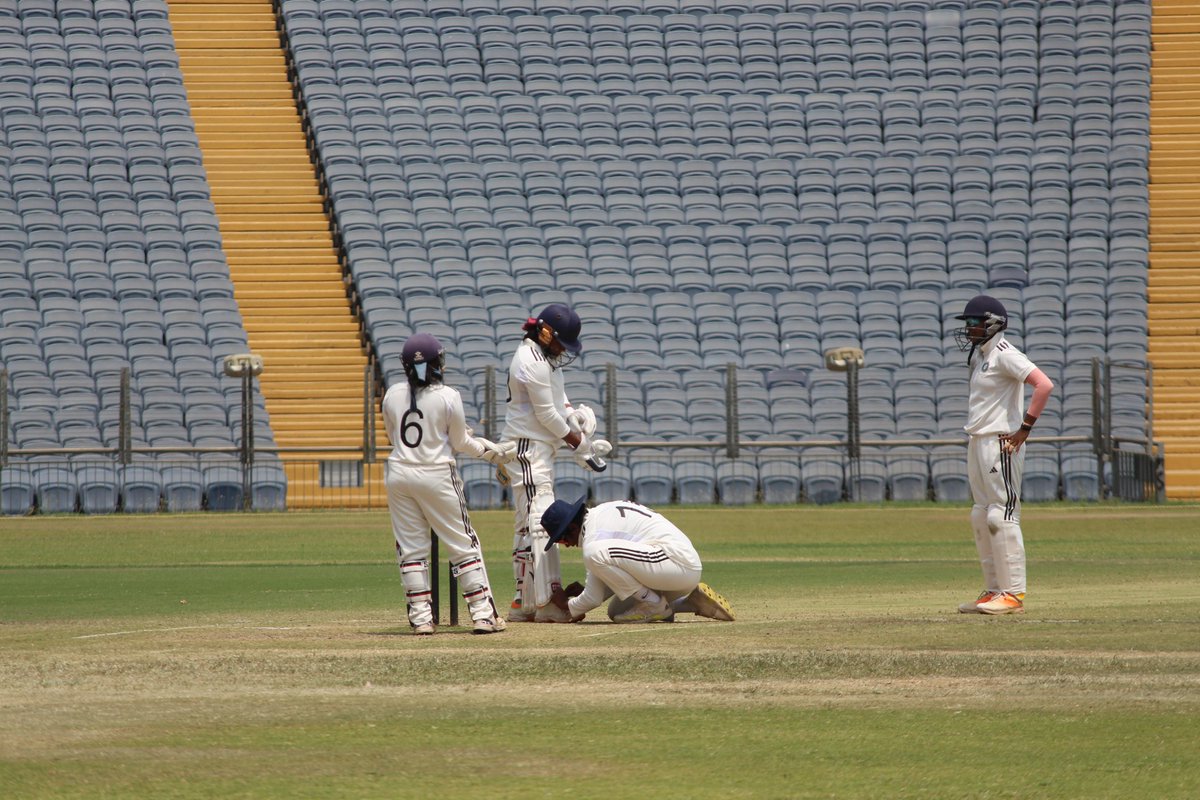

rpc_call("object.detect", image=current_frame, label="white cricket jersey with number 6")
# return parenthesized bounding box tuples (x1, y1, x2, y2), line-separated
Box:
(381, 381, 499, 628)
(382, 383, 488, 464)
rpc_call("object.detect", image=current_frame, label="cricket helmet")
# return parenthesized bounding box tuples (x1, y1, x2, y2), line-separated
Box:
(953, 294, 1008, 351)
(401, 333, 445, 386)
(524, 303, 582, 366)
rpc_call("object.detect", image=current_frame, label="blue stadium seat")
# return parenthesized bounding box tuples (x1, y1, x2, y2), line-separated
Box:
(250, 459, 288, 511)
(758, 459, 801, 505)
(930, 449, 971, 503)
(716, 460, 757, 506)
(33, 464, 78, 514)
(1062, 449, 1101, 502)
(201, 459, 243, 512)
(74, 461, 120, 515)
(591, 462, 632, 503)
(631, 457, 673, 506)
(1, 465, 36, 516)
(675, 459, 716, 505)
(886, 448, 930, 502)
(1022, 453, 1060, 503)
(460, 462, 504, 510)
(554, 459, 591, 504)
(120, 464, 164, 513)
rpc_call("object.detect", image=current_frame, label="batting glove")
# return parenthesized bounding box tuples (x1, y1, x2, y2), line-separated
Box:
(477, 439, 517, 466)
(567, 405, 598, 437)
(573, 436, 612, 472)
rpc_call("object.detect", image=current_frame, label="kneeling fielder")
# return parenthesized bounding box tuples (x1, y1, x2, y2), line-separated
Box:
(382, 334, 514, 635)
(540, 498, 735, 623)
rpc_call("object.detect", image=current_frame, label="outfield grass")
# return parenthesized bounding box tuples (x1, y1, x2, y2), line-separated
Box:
(2, 504, 1198, 799)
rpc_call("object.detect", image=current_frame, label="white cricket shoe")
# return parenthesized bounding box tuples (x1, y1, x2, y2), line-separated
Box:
(507, 599, 536, 623)
(533, 603, 573, 623)
(958, 590, 998, 614)
(412, 622, 436, 636)
(679, 583, 735, 621)
(472, 616, 507, 635)
(611, 596, 674, 623)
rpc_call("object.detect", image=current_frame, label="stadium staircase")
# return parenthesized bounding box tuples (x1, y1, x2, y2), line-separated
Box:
(1149, 1, 1200, 499)
(168, 0, 388, 507)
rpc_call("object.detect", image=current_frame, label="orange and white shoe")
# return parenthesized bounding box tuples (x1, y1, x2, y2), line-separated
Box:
(506, 598, 536, 623)
(958, 590, 997, 614)
(977, 591, 1024, 615)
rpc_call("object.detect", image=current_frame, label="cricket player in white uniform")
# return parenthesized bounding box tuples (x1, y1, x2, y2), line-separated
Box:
(382, 333, 514, 635)
(538, 497, 735, 623)
(499, 303, 611, 623)
(953, 295, 1055, 615)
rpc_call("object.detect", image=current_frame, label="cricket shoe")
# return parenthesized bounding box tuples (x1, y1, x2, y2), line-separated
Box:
(472, 616, 508, 635)
(507, 599, 536, 623)
(533, 603, 573, 623)
(958, 590, 998, 614)
(611, 596, 675, 624)
(412, 622, 436, 636)
(976, 592, 1024, 615)
(674, 583, 735, 621)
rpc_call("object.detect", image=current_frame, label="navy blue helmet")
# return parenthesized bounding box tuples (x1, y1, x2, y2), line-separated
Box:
(524, 303, 582, 366)
(953, 294, 1008, 352)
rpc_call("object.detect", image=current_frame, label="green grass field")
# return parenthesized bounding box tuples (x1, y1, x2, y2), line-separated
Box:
(2, 504, 1198, 799)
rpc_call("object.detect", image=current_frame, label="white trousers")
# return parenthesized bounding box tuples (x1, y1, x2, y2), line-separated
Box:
(966, 434, 1027, 596)
(385, 460, 497, 624)
(507, 437, 561, 609)
(585, 539, 702, 602)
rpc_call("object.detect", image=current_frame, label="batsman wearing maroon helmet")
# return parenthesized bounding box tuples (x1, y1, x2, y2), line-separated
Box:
(381, 333, 512, 635)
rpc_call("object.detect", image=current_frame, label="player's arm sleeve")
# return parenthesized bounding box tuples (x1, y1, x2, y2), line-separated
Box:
(520, 361, 572, 439)
(567, 571, 608, 618)
(446, 391, 487, 458)
(1002, 348, 1037, 384)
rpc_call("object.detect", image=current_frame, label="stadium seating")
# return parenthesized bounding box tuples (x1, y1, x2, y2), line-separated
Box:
(273, 0, 1149, 506)
(591, 461, 633, 503)
(758, 458, 801, 504)
(716, 459, 757, 505)
(0, 0, 285, 511)
(0, 465, 35, 516)
(460, 462, 505, 509)
(3, 1, 1155, 510)
(161, 464, 204, 513)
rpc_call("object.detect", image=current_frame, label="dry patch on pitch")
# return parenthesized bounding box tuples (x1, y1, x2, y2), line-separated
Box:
(4, 614, 1199, 773)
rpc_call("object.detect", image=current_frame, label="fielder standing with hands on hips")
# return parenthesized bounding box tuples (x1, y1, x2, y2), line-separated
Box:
(381, 333, 514, 635)
(953, 295, 1055, 615)
(498, 303, 612, 623)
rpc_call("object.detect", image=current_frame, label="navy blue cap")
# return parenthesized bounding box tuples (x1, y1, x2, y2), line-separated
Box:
(541, 496, 587, 551)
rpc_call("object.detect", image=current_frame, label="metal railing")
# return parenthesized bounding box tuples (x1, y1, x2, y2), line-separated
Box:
(1, 356, 1164, 513)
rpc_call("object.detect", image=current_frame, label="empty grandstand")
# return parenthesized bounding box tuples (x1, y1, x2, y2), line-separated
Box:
(1, 0, 1187, 512)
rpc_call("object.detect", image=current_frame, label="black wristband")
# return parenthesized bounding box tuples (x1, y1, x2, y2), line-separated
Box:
(1020, 423, 1033, 432)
